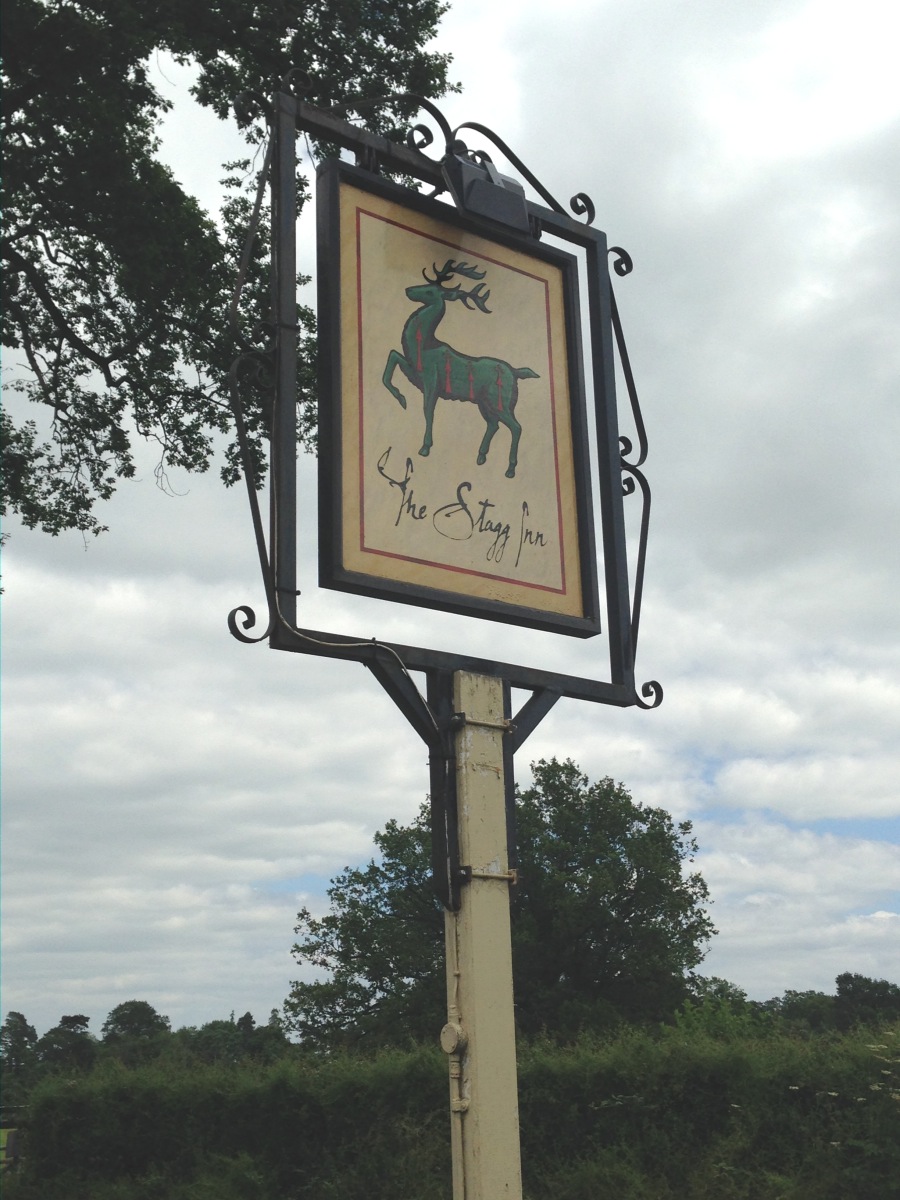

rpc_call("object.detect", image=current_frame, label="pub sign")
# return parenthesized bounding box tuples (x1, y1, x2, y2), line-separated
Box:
(317, 161, 602, 637)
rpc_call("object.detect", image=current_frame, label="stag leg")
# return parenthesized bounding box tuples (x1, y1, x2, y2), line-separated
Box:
(419, 364, 441, 457)
(383, 351, 419, 409)
(500, 409, 522, 479)
(477, 418, 499, 466)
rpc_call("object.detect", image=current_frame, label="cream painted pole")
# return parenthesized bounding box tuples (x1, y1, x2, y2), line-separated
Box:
(442, 671, 523, 1200)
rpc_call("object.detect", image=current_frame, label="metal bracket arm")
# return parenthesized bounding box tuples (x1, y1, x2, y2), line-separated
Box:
(450, 712, 514, 734)
(459, 866, 519, 885)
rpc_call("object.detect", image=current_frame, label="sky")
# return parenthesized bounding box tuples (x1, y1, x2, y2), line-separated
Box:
(3, 0, 899, 1037)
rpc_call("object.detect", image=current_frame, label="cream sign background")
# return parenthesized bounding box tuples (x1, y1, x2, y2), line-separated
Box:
(338, 182, 589, 624)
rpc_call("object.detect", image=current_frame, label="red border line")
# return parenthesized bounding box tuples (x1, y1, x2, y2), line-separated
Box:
(352, 203, 572, 600)
(360, 544, 567, 596)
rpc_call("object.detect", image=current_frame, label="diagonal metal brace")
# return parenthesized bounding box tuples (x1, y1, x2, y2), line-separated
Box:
(366, 668, 564, 909)
(510, 687, 562, 753)
(365, 656, 440, 748)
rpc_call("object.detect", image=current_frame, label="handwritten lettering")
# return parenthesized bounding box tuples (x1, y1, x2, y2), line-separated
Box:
(375, 450, 549, 569)
(474, 498, 511, 562)
(515, 502, 546, 568)
(377, 447, 427, 527)
(432, 483, 473, 541)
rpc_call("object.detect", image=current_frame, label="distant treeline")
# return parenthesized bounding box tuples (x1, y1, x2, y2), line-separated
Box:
(2, 976, 899, 1199)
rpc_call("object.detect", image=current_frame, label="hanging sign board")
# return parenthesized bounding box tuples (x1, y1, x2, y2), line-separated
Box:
(317, 161, 601, 637)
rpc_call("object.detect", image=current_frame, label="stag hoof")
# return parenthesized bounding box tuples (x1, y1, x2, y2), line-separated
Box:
(505, 465, 516, 479)
(418, 445, 430, 458)
(397, 395, 407, 409)
(476, 453, 486, 465)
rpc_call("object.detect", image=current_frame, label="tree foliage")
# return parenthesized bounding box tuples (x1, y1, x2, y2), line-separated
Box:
(0, 1004, 291, 1097)
(285, 758, 717, 1047)
(33, 1014, 97, 1073)
(287, 803, 444, 1046)
(751, 973, 900, 1033)
(513, 758, 715, 1031)
(100, 999, 171, 1041)
(0, 1011, 37, 1075)
(1, 0, 454, 535)
(173, 1009, 289, 1064)
(835, 970, 900, 1030)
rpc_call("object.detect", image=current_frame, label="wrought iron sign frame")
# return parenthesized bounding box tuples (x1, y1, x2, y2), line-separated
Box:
(226, 79, 661, 909)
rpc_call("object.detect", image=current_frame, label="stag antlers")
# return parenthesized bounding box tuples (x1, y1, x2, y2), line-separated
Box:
(422, 259, 492, 312)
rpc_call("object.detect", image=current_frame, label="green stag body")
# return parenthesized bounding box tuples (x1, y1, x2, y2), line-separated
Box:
(382, 260, 539, 478)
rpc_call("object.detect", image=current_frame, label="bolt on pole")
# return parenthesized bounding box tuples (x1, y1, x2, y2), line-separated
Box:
(442, 671, 523, 1200)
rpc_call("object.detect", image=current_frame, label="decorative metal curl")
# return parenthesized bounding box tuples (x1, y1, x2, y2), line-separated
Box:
(280, 68, 313, 97)
(621, 462, 651, 653)
(330, 92, 455, 153)
(228, 604, 269, 645)
(233, 90, 272, 127)
(609, 250, 647, 468)
(609, 245, 634, 277)
(407, 123, 435, 152)
(467, 147, 493, 168)
(220, 108, 281, 647)
(570, 192, 595, 225)
(609, 245, 660, 707)
(450, 121, 593, 225)
(619, 451, 661, 711)
(226, 354, 277, 646)
(317, 94, 598, 228)
(634, 680, 664, 710)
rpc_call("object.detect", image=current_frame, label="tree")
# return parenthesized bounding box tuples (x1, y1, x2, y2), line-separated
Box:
(835, 972, 900, 1030)
(688, 977, 750, 1006)
(101, 999, 171, 1041)
(0, 1008, 38, 1075)
(512, 759, 715, 1032)
(285, 758, 716, 1047)
(766, 989, 838, 1032)
(176, 1011, 289, 1063)
(2, 0, 455, 535)
(287, 805, 444, 1047)
(35, 1014, 97, 1072)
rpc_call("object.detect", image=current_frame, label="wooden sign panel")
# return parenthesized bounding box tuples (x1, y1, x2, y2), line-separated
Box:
(318, 161, 601, 636)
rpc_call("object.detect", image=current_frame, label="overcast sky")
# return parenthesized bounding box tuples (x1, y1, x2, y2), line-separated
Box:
(3, 0, 899, 1037)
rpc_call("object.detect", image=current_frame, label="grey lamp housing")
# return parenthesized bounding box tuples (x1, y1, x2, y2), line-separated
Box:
(441, 147, 531, 234)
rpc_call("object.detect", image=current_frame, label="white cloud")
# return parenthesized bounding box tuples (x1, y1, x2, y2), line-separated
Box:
(696, 0, 900, 170)
(696, 820, 900, 996)
(715, 754, 899, 820)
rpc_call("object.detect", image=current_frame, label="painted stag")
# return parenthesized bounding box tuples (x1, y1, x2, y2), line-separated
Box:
(382, 259, 539, 479)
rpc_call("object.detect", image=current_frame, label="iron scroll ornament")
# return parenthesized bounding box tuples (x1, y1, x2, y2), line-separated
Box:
(224, 126, 278, 645)
(606, 245, 662, 709)
(322, 89, 598, 228)
(222, 110, 442, 723)
(448, 120, 597, 227)
(225, 85, 661, 710)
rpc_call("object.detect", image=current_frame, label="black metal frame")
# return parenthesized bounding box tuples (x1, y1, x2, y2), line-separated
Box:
(226, 83, 662, 909)
(317, 159, 602, 638)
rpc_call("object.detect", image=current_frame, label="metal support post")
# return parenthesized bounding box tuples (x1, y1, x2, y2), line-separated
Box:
(442, 671, 523, 1200)
(271, 91, 298, 628)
